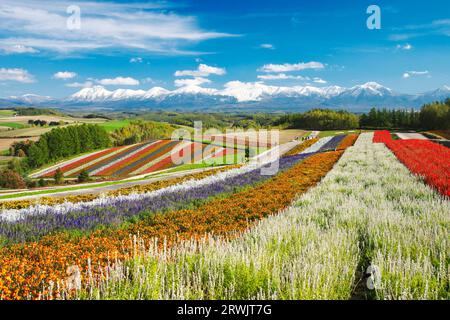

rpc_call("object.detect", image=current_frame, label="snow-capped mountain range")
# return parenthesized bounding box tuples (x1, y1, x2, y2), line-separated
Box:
(1, 82, 449, 112)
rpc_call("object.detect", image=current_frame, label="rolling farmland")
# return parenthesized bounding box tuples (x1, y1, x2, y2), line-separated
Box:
(33, 140, 239, 179)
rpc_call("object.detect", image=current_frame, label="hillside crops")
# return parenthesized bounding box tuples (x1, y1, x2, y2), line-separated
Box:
(35, 140, 237, 178)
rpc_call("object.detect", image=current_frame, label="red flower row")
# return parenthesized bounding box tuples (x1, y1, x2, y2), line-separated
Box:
(42, 147, 123, 177)
(374, 131, 450, 197)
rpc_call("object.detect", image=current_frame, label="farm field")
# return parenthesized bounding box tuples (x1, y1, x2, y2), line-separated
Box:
(0, 114, 107, 152)
(0, 136, 40, 152)
(97, 119, 132, 132)
(0, 110, 16, 117)
(32, 139, 240, 179)
(206, 129, 307, 145)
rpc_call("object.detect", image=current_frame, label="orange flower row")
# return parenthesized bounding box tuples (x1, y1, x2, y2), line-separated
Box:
(336, 134, 359, 150)
(0, 151, 343, 299)
(284, 138, 319, 156)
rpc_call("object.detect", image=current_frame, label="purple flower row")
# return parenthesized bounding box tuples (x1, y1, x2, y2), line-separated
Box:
(319, 135, 346, 152)
(0, 153, 314, 243)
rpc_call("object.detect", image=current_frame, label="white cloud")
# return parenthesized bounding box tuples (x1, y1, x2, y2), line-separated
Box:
(403, 71, 430, 79)
(0, 44, 37, 54)
(257, 73, 309, 80)
(390, 19, 450, 41)
(0, 68, 35, 83)
(259, 61, 325, 73)
(174, 77, 211, 87)
(66, 81, 93, 88)
(97, 77, 140, 86)
(260, 43, 275, 50)
(313, 77, 327, 84)
(175, 64, 226, 77)
(130, 57, 143, 63)
(0, 0, 236, 55)
(396, 43, 413, 50)
(53, 71, 77, 80)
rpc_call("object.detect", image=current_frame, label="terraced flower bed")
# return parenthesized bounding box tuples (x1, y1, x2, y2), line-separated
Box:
(35, 140, 238, 179)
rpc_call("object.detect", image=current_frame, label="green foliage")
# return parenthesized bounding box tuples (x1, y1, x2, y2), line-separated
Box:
(7, 157, 28, 175)
(419, 101, 450, 130)
(0, 169, 26, 189)
(77, 170, 90, 183)
(275, 109, 359, 130)
(13, 107, 59, 116)
(361, 101, 450, 130)
(25, 124, 111, 169)
(360, 108, 421, 129)
(38, 178, 47, 187)
(10, 140, 34, 157)
(142, 112, 281, 129)
(54, 168, 64, 185)
(111, 120, 177, 146)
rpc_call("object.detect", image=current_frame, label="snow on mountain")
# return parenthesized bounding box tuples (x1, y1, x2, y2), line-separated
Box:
(69, 86, 113, 101)
(110, 89, 146, 100)
(425, 85, 450, 98)
(8, 94, 54, 104)
(5, 81, 448, 111)
(67, 82, 398, 104)
(172, 85, 218, 96)
(143, 87, 170, 99)
(341, 82, 393, 98)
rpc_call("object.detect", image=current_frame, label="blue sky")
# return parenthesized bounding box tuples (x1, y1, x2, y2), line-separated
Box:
(0, 0, 449, 98)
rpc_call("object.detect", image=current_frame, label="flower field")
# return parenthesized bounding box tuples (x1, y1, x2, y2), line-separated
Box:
(73, 133, 449, 300)
(1, 132, 448, 300)
(34, 140, 238, 178)
(374, 130, 450, 197)
(0, 166, 241, 210)
(0, 137, 346, 299)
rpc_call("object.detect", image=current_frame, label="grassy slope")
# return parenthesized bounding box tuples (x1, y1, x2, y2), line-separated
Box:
(0, 110, 15, 117)
(98, 119, 132, 132)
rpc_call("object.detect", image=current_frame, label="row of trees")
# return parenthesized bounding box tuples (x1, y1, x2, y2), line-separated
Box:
(274, 109, 360, 130)
(27, 119, 67, 127)
(360, 108, 421, 129)
(24, 124, 111, 168)
(360, 99, 450, 130)
(271, 99, 449, 131)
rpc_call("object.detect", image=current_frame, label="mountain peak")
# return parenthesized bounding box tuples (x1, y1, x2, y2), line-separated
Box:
(70, 85, 113, 101)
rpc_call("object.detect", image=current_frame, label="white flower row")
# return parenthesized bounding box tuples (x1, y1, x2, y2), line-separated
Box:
(0, 150, 280, 223)
(300, 136, 333, 154)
